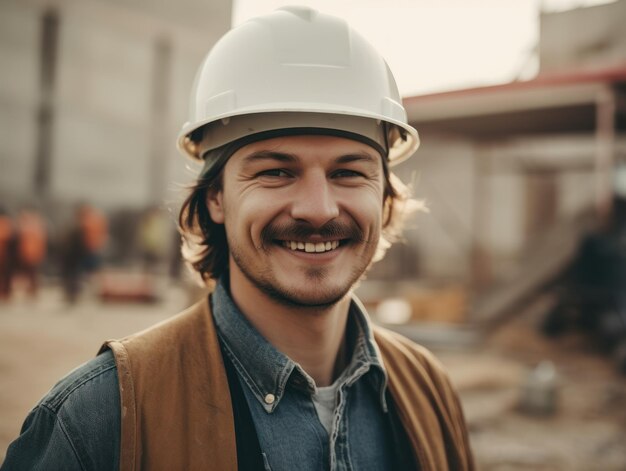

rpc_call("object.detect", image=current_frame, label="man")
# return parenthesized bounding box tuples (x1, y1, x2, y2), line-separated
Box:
(2, 7, 474, 470)
(15, 208, 47, 298)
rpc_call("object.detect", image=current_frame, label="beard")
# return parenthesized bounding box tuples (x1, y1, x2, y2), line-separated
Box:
(228, 219, 375, 308)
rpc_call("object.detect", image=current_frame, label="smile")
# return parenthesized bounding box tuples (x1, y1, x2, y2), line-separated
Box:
(281, 240, 340, 253)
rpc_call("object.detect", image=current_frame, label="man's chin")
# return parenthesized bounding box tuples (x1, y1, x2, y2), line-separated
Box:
(258, 282, 350, 309)
(231, 250, 361, 308)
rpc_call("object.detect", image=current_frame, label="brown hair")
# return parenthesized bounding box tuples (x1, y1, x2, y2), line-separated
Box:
(178, 144, 418, 283)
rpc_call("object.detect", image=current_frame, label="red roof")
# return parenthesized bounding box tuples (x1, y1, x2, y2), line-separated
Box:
(403, 62, 626, 104)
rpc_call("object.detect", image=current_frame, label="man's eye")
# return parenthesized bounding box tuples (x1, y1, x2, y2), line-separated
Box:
(258, 169, 291, 178)
(333, 169, 365, 178)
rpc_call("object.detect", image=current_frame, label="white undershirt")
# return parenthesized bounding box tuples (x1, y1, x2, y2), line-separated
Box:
(312, 382, 339, 435)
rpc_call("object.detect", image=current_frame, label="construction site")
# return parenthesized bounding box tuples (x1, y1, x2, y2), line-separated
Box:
(1, 0, 626, 469)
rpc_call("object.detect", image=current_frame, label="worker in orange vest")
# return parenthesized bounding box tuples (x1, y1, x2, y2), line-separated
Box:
(79, 204, 108, 274)
(16, 208, 47, 297)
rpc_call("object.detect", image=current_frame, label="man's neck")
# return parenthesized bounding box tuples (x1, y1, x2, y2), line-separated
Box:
(228, 271, 351, 387)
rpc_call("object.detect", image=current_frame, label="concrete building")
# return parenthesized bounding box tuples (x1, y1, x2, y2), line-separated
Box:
(0, 0, 232, 211)
(365, 1, 626, 324)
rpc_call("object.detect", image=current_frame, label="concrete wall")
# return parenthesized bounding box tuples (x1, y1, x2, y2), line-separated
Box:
(540, 0, 626, 72)
(0, 2, 40, 200)
(369, 136, 477, 281)
(0, 0, 230, 211)
(402, 137, 476, 280)
(374, 134, 601, 283)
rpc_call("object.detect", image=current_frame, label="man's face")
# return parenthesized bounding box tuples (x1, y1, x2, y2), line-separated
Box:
(208, 134, 385, 307)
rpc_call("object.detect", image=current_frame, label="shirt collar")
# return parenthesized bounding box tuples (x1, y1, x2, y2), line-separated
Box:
(211, 277, 388, 413)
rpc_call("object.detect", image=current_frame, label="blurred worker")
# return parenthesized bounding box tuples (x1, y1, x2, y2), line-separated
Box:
(15, 208, 47, 298)
(0, 207, 16, 300)
(2, 8, 474, 470)
(137, 206, 170, 274)
(59, 206, 87, 304)
(78, 203, 108, 275)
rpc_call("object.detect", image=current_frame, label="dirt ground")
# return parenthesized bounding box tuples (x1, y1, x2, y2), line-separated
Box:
(1, 284, 625, 469)
(438, 295, 626, 471)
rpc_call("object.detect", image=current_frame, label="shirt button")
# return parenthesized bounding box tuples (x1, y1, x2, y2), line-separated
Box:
(264, 393, 276, 405)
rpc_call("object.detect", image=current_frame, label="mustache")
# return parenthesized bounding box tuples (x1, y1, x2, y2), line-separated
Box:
(260, 220, 366, 248)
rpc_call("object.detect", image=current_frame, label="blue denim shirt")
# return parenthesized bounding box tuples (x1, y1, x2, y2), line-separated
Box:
(0, 349, 120, 470)
(212, 279, 397, 471)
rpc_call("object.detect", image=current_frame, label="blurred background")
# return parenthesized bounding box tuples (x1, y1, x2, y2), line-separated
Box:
(1, 0, 625, 469)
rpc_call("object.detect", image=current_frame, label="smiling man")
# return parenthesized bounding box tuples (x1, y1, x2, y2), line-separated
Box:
(218, 137, 383, 307)
(2, 7, 473, 471)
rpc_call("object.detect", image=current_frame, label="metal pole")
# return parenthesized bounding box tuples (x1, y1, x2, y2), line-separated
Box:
(594, 86, 616, 228)
(33, 8, 59, 202)
(470, 143, 492, 291)
(148, 35, 172, 205)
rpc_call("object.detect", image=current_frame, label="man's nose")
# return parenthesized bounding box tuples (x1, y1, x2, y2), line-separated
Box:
(289, 173, 339, 228)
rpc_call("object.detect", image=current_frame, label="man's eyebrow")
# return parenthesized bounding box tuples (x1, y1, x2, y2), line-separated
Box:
(335, 152, 380, 165)
(241, 150, 380, 165)
(242, 150, 298, 164)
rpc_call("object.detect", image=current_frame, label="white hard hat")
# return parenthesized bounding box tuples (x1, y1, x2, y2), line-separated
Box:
(177, 6, 419, 166)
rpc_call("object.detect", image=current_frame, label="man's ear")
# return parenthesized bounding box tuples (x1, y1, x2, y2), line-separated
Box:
(207, 190, 225, 224)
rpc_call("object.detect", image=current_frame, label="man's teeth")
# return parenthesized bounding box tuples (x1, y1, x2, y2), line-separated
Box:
(282, 240, 340, 253)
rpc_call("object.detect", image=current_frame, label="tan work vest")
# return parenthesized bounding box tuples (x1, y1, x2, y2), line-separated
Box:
(102, 298, 474, 470)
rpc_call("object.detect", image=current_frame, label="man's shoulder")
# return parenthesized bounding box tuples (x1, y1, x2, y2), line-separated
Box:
(373, 324, 446, 373)
(110, 297, 210, 352)
(41, 349, 119, 415)
(102, 295, 225, 406)
(373, 326, 475, 469)
(373, 323, 461, 399)
(1, 351, 120, 471)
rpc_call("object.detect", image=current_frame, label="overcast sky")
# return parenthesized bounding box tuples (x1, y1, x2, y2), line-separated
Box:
(232, 0, 616, 97)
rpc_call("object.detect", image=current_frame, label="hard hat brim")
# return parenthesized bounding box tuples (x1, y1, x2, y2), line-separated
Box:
(178, 110, 419, 167)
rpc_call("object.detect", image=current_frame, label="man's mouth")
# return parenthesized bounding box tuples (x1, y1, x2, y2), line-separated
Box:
(280, 240, 341, 253)
(262, 220, 362, 254)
